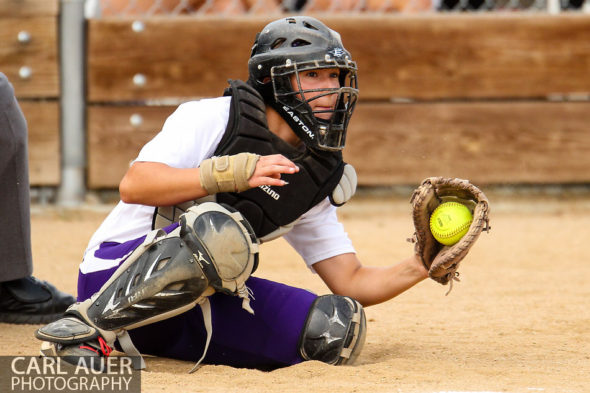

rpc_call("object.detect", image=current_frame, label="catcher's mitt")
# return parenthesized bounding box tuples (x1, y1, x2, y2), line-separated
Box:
(409, 177, 490, 291)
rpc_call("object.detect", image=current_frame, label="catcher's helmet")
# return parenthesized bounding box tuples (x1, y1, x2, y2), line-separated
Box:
(248, 16, 358, 151)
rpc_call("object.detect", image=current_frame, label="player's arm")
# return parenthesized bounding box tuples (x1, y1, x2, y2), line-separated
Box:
(119, 154, 298, 207)
(313, 253, 428, 307)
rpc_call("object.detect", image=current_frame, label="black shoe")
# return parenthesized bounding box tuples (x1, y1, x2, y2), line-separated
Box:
(0, 276, 76, 324)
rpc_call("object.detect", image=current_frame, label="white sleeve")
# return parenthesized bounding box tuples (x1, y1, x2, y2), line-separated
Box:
(134, 97, 230, 168)
(283, 198, 356, 272)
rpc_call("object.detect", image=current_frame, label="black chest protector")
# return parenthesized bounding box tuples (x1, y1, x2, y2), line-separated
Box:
(214, 80, 346, 239)
(153, 80, 347, 239)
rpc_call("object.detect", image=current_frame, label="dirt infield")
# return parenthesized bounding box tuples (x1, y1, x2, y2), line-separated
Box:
(1, 193, 588, 393)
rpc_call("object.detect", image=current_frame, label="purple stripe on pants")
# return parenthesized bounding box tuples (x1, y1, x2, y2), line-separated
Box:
(77, 223, 179, 302)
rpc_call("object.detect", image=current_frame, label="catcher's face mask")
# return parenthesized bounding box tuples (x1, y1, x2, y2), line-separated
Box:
(271, 61, 358, 151)
(248, 16, 359, 152)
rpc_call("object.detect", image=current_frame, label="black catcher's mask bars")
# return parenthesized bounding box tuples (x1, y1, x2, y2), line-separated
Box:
(248, 16, 359, 152)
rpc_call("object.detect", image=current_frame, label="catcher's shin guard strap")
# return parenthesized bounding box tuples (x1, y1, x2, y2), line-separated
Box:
(298, 295, 367, 365)
(117, 331, 145, 369)
(188, 298, 212, 373)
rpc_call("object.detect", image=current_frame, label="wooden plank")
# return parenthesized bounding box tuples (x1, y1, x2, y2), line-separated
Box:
(87, 101, 590, 189)
(87, 17, 263, 103)
(87, 14, 590, 102)
(19, 101, 60, 186)
(345, 101, 590, 185)
(0, 17, 59, 98)
(87, 105, 176, 188)
(0, 0, 58, 17)
(332, 14, 590, 100)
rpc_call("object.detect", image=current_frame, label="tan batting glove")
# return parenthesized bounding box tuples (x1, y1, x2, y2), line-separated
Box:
(199, 153, 260, 194)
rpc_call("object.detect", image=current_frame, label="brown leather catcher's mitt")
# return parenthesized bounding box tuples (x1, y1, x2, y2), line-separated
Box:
(409, 177, 490, 290)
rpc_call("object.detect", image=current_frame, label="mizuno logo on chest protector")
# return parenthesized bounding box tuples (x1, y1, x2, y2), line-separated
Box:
(283, 106, 314, 139)
(259, 185, 280, 200)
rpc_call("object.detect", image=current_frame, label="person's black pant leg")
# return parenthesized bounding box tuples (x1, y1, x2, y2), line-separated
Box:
(0, 72, 33, 281)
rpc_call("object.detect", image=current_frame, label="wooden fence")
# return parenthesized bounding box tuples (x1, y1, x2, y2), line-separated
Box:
(3, 4, 590, 189)
(1, 0, 60, 185)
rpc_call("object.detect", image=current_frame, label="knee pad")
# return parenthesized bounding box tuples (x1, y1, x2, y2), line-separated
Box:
(179, 202, 259, 297)
(298, 295, 367, 365)
(36, 203, 259, 366)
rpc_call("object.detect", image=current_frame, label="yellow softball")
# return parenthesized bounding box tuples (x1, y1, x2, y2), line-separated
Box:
(429, 202, 473, 246)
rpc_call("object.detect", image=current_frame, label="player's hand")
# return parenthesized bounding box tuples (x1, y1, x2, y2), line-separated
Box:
(248, 154, 299, 188)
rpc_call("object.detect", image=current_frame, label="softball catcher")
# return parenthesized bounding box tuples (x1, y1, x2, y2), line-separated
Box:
(35, 16, 487, 371)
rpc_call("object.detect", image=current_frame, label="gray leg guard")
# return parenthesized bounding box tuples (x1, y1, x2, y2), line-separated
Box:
(35, 202, 259, 370)
(298, 295, 367, 365)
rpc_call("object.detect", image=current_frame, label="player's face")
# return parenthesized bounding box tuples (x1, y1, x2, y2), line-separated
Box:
(290, 68, 340, 121)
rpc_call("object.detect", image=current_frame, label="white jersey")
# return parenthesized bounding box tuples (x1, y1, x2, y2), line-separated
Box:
(81, 96, 355, 274)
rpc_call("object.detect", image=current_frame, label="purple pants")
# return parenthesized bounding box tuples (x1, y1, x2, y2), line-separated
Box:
(77, 228, 316, 369)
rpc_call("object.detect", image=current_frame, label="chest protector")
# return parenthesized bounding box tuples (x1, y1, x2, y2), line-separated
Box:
(154, 80, 347, 240)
